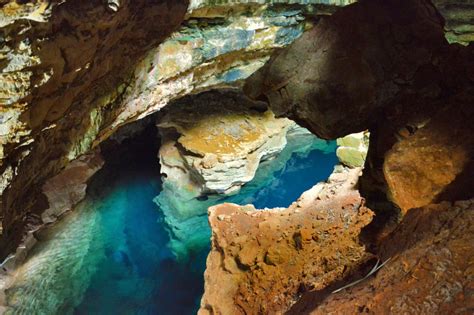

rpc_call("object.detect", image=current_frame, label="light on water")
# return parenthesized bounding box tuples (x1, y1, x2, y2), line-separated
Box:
(4, 127, 337, 315)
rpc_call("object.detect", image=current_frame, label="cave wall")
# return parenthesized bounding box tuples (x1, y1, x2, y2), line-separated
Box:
(244, 0, 474, 214)
(0, 0, 354, 258)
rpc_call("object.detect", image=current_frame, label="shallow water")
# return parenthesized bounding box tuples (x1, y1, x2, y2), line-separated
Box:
(4, 130, 337, 315)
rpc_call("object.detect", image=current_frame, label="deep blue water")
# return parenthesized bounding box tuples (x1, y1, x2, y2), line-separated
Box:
(5, 129, 337, 315)
(74, 169, 206, 314)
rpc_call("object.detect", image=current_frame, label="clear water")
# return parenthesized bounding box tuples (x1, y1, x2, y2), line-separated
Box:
(4, 129, 337, 315)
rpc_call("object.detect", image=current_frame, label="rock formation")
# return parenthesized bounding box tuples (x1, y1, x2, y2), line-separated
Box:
(157, 90, 292, 195)
(289, 199, 474, 314)
(154, 90, 337, 259)
(0, 0, 353, 258)
(199, 167, 373, 314)
(336, 131, 369, 168)
(244, 0, 474, 214)
(1, 0, 473, 313)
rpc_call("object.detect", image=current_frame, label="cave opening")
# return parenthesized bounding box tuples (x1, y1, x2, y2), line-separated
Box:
(2, 90, 341, 314)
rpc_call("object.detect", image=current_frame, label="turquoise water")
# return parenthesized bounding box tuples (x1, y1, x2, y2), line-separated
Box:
(4, 127, 337, 315)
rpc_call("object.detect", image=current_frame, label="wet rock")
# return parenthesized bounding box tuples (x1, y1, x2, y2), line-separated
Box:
(1, 0, 349, 257)
(157, 90, 292, 195)
(432, 0, 474, 45)
(199, 167, 374, 314)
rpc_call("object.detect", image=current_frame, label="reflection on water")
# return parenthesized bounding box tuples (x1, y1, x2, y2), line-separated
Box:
(4, 127, 337, 315)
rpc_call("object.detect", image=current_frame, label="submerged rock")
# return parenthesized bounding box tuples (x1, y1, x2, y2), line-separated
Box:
(154, 98, 337, 259)
(42, 149, 104, 224)
(157, 90, 292, 195)
(2, 0, 352, 256)
(199, 167, 374, 314)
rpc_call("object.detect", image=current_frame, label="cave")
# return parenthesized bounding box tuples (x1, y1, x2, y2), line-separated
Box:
(0, 0, 473, 314)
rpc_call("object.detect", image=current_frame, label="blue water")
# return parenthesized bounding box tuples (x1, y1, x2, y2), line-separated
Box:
(5, 129, 337, 315)
(74, 169, 206, 314)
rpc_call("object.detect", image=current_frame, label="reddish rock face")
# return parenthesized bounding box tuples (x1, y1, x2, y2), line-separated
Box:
(289, 199, 474, 314)
(384, 102, 474, 214)
(199, 168, 374, 314)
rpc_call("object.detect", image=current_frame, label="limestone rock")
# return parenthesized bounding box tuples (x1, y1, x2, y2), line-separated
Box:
(432, 0, 474, 45)
(42, 149, 104, 224)
(199, 167, 374, 314)
(289, 199, 474, 314)
(157, 90, 292, 195)
(0, 0, 355, 257)
(244, 0, 449, 139)
(383, 102, 474, 214)
(336, 131, 369, 168)
(154, 116, 336, 259)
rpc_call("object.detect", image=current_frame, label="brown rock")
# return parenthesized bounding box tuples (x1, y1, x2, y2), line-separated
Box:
(244, 0, 446, 139)
(384, 103, 474, 213)
(289, 199, 474, 315)
(199, 168, 374, 314)
(42, 149, 104, 224)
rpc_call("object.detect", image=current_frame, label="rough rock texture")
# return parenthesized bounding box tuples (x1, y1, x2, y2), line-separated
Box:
(0, 0, 353, 258)
(0, 149, 103, 301)
(0, 0, 189, 258)
(244, 0, 448, 139)
(0, 0, 354, 260)
(384, 103, 474, 214)
(432, 0, 474, 45)
(199, 167, 374, 314)
(42, 149, 104, 224)
(154, 119, 336, 259)
(157, 90, 292, 195)
(289, 199, 474, 314)
(244, 0, 474, 213)
(336, 131, 369, 168)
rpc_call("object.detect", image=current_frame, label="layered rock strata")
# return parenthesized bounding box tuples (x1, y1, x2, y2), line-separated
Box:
(244, 0, 474, 214)
(157, 90, 292, 195)
(153, 90, 337, 259)
(199, 167, 374, 314)
(0, 0, 353, 259)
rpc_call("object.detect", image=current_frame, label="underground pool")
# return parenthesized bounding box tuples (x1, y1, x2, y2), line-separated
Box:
(4, 126, 338, 315)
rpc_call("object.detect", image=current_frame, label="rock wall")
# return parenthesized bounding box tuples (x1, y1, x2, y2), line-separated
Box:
(289, 199, 474, 314)
(336, 131, 369, 168)
(244, 0, 474, 214)
(153, 90, 337, 259)
(0, 0, 353, 258)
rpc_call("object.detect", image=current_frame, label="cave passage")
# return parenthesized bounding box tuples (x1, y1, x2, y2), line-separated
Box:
(4, 123, 338, 314)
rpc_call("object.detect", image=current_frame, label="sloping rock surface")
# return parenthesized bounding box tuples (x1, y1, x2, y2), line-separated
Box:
(199, 167, 373, 314)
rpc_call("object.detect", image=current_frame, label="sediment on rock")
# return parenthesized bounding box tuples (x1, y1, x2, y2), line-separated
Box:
(199, 167, 374, 314)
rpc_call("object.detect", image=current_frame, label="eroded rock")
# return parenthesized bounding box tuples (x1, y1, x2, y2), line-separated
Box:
(199, 167, 374, 314)
(157, 90, 292, 195)
(289, 199, 474, 314)
(0, 0, 353, 259)
(42, 149, 104, 224)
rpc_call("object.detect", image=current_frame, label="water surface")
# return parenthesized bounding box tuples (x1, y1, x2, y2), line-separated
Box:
(4, 128, 337, 315)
